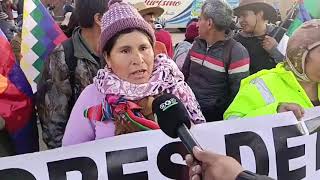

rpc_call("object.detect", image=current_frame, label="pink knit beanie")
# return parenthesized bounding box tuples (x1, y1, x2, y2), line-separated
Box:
(100, 0, 155, 53)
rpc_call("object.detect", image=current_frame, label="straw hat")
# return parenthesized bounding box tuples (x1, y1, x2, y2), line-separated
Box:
(133, 2, 164, 18)
(234, 0, 277, 22)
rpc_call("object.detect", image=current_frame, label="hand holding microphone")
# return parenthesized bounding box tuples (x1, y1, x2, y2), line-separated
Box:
(152, 94, 272, 180)
(186, 147, 244, 180)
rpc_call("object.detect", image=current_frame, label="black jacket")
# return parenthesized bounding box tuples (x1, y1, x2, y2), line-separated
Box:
(182, 38, 250, 121)
(234, 25, 286, 74)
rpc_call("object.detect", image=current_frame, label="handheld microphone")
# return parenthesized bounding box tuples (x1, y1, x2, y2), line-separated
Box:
(152, 93, 202, 154)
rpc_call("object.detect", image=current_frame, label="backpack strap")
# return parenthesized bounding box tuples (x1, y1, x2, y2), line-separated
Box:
(223, 38, 237, 102)
(269, 26, 286, 42)
(62, 38, 77, 107)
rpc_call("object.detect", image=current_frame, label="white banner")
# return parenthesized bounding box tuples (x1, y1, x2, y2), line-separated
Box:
(0, 107, 320, 180)
(124, 0, 194, 28)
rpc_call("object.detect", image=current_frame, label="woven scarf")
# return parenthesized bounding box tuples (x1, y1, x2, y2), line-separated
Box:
(93, 54, 205, 124)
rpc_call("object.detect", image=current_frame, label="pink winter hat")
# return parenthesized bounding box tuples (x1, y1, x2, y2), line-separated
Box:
(100, 0, 155, 53)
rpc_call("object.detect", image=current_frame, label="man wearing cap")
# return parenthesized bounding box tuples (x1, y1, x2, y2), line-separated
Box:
(182, 0, 250, 122)
(233, 0, 286, 74)
(225, 19, 320, 121)
(134, 2, 168, 57)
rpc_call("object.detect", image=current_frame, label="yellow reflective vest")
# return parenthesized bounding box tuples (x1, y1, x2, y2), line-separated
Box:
(224, 64, 320, 119)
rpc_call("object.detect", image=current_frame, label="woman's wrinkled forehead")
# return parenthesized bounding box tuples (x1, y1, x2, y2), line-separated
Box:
(103, 29, 154, 55)
(113, 31, 153, 48)
(112, 30, 152, 49)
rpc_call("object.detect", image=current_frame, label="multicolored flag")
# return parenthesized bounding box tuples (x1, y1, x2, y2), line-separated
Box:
(278, 0, 320, 54)
(0, 29, 39, 154)
(21, 0, 67, 92)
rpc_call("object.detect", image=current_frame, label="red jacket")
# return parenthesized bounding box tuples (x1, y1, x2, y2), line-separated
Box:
(154, 41, 168, 56)
(155, 29, 174, 58)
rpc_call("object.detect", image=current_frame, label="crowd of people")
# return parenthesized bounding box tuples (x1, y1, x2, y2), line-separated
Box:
(0, 0, 22, 42)
(1, 0, 320, 179)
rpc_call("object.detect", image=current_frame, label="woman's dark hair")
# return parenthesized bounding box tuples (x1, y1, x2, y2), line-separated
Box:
(74, 0, 108, 28)
(103, 28, 153, 56)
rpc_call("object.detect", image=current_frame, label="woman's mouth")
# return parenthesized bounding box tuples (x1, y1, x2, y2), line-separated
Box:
(131, 69, 147, 78)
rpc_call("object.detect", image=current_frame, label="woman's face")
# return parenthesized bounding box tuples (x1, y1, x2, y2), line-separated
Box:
(306, 46, 320, 82)
(105, 31, 154, 84)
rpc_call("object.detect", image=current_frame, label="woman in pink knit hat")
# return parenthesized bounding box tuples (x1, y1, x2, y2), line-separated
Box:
(62, 0, 205, 146)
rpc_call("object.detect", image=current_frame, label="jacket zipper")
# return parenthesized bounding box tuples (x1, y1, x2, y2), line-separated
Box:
(202, 47, 209, 66)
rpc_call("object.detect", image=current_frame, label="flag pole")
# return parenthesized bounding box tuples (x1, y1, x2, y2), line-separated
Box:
(272, 1, 300, 38)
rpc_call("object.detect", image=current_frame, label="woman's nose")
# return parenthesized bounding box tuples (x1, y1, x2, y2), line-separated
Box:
(132, 51, 144, 65)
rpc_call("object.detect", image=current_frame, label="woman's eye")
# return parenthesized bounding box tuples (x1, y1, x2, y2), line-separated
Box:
(121, 49, 129, 54)
(141, 46, 149, 51)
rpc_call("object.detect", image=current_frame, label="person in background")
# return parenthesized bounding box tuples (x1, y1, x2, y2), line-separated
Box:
(185, 147, 274, 180)
(10, 32, 22, 63)
(60, 12, 72, 34)
(187, 18, 199, 27)
(63, 0, 74, 15)
(233, 0, 286, 74)
(134, 2, 168, 56)
(1, 0, 16, 24)
(0, 10, 16, 41)
(173, 21, 198, 70)
(10, 18, 23, 63)
(224, 19, 320, 120)
(155, 23, 174, 58)
(16, 0, 23, 16)
(37, 0, 108, 149)
(60, 11, 78, 38)
(46, 3, 55, 17)
(62, 0, 205, 146)
(182, 0, 250, 122)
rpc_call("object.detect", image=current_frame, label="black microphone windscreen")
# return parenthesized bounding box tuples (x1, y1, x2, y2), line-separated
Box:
(152, 93, 191, 138)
